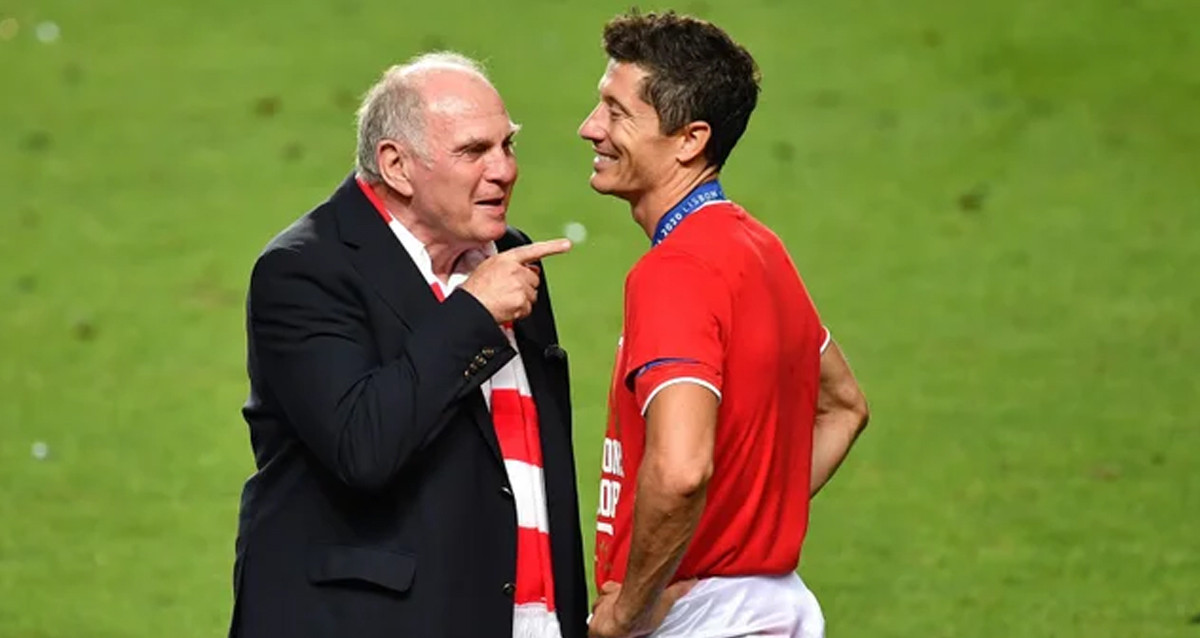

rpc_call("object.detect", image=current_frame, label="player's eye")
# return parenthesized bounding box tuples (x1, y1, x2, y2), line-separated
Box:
(600, 101, 621, 121)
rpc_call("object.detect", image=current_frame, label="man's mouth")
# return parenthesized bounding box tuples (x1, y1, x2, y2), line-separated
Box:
(593, 150, 618, 166)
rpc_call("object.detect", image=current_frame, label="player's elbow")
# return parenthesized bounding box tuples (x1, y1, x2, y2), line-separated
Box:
(822, 388, 869, 437)
(849, 391, 870, 435)
(662, 465, 713, 500)
(645, 455, 713, 499)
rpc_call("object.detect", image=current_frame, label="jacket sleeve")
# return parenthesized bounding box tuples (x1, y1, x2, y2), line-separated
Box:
(246, 246, 512, 490)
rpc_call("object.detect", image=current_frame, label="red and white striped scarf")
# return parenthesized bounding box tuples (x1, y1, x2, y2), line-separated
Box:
(357, 180, 560, 638)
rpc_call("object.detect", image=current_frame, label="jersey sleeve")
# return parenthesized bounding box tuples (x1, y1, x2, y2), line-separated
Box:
(621, 251, 731, 415)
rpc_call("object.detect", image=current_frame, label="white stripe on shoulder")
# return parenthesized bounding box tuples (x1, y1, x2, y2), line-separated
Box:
(820, 328, 832, 355)
(641, 377, 722, 416)
(691, 199, 726, 216)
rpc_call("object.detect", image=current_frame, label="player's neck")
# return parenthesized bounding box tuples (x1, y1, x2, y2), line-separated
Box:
(632, 165, 720, 241)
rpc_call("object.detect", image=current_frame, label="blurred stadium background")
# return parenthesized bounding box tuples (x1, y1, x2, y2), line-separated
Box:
(1, 0, 1197, 635)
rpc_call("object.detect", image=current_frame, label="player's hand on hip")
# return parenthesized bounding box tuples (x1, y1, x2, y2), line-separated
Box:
(588, 581, 632, 638)
(460, 238, 571, 323)
(588, 579, 696, 638)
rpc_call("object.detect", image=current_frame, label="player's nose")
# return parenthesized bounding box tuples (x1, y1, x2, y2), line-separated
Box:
(579, 103, 606, 142)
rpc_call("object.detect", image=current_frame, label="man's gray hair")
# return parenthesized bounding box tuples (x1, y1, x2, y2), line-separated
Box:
(355, 52, 490, 183)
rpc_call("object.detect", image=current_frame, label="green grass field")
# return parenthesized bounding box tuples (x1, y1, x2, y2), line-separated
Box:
(2, 0, 1197, 635)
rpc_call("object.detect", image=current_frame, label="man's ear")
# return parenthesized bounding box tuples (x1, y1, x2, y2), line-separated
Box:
(675, 121, 712, 165)
(378, 140, 416, 197)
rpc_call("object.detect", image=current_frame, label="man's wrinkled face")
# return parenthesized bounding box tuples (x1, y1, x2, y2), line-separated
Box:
(409, 73, 520, 247)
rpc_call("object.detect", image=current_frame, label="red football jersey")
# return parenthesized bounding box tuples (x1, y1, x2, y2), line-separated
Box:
(594, 200, 828, 588)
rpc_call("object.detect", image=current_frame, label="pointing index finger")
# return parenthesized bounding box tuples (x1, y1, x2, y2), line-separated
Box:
(505, 238, 573, 264)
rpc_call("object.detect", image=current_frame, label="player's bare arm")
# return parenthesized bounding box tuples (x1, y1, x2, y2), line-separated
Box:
(590, 382, 715, 638)
(810, 340, 870, 496)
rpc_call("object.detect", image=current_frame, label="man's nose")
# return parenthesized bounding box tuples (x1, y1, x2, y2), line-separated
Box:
(579, 104, 605, 141)
(485, 149, 517, 184)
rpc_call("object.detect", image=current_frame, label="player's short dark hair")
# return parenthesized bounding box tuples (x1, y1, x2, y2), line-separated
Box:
(603, 10, 761, 168)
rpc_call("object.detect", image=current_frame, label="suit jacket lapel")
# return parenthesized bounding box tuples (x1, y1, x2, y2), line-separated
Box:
(331, 175, 505, 466)
(331, 175, 440, 330)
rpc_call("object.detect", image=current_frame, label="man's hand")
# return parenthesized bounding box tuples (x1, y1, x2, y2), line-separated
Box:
(460, 238, 571, 323)
(588, 579, 696, 638)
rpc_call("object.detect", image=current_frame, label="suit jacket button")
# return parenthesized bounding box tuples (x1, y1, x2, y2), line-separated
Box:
(502, 582, 516, 597)
(500, 485, 513, 499)
(482, 347, 496, 357)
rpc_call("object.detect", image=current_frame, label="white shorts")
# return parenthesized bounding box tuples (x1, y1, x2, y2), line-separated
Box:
(649, 572, 825, 638)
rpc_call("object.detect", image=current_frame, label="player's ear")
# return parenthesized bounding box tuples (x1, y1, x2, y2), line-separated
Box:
(675, 121, 712, 165)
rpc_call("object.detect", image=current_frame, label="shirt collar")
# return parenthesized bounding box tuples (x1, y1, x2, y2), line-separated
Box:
(651, 179, 727, 246)
(355, 177, 494, 292)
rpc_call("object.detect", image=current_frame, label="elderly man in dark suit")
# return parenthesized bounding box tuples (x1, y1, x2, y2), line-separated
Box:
(229, 52, 586, 638)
